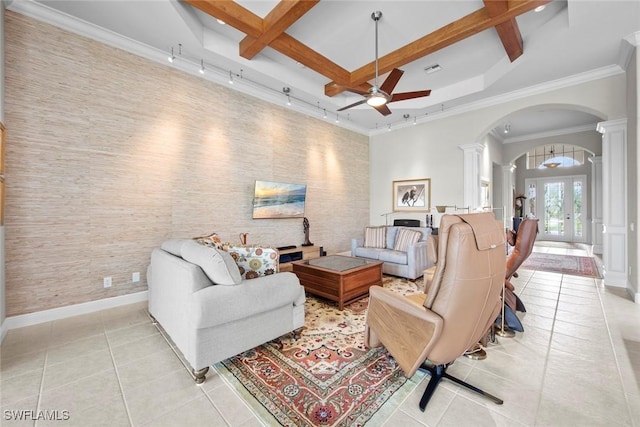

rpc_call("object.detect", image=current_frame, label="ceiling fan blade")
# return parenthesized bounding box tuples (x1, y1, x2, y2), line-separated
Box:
(379, 68, 404, 95)
(337, 98, 368, 112)
(390, 90, 432, 103)
(373, 103, 392, 116)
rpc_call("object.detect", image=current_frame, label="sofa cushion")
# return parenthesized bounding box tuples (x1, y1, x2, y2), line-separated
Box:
(353, 246, 382, 260)
(394, 228, 422, 252)
(364, 226, 386, 248)
(181, 240, 242, 286)
(161, 239, 190, 257)
(226, 245, 279, 280)
(386, 226, 399, 249)
(378, 249, 408, 265)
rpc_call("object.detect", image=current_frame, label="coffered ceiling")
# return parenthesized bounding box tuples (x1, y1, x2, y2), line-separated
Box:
(10, 0, 640, 136)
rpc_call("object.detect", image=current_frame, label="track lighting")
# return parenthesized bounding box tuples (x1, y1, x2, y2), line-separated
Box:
(503, 123, 511, 134)
(168, 47, 175, 63)
(323, 108, 327, 119)
(413, 117, 417, 125)
(199, 59, 205, 74)
(335, 113, 340, 123)
(286, 95, 291, 106)
(228, 71, 234, 84)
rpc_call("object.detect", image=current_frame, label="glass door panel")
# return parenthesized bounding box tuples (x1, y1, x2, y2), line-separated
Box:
(543, 181, 565, 238)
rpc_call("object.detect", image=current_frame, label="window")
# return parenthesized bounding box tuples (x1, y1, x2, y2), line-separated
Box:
(525, 144, 585, 170)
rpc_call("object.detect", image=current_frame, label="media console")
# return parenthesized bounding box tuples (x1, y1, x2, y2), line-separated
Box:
(278, 245, 321, 272)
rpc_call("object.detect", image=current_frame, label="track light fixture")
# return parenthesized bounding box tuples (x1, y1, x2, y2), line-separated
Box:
(335, 113, 340, 123)
(503, 123, 511, 134)
(199, 59, 205, 74)
(228, 71, 234, 84)
(168, 47, 175, 63)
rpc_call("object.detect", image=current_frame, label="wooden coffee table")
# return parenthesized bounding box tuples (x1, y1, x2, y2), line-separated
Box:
(292, 255, 383, 310)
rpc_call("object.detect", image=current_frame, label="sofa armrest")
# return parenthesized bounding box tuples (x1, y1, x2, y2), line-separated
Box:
(188, 272, 305, 329)
(406, 240, 431, 271)
(351, 238, 363, 256)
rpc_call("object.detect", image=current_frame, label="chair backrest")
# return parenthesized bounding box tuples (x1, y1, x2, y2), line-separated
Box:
(505, 217, 539, 280)
(423, 213, 506, 365)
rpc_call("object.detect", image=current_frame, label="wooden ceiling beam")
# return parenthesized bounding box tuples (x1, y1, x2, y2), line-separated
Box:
(326, 0, 549, 96)
(483, 0, 523, 62)
(183, 0, 263, 38)
(240, 0, 319, 60)
(270, 34, 351, 84)
(185, 0, 350, 85)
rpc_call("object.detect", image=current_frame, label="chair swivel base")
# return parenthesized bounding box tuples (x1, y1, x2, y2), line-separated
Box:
(418, 362, 503, 411)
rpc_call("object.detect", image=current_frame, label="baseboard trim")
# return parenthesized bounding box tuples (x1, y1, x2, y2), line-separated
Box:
(1, 291, 149, 335)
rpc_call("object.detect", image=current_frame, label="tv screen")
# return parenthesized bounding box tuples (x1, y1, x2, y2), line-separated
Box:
(252, 180, 307, 219)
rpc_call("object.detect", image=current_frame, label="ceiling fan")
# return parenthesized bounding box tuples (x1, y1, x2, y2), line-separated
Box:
(338, 11, 432, 116)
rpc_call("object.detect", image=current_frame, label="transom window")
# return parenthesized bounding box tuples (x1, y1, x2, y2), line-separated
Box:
(526, 144, 586, 170)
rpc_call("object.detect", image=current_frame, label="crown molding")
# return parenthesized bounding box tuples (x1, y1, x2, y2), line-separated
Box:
(619, 31, 640, 70)
(7, 0, 629, 138)
(6, 0, 371, 136)
(502, 123, 597, 144)
(370, 65, 624, 136)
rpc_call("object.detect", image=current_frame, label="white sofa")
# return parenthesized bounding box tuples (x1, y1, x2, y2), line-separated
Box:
(147, 239, 306, 383)
(351, 226, 433, 280)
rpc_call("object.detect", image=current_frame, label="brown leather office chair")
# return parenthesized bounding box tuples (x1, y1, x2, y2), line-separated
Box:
(365, 213, 506, 411)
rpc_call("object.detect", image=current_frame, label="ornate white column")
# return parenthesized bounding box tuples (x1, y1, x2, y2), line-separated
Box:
(459, 143, 484, 210)
(502, 164, 516, 221)
(589, 156, 603, 254)
(596, 119, 627, 287)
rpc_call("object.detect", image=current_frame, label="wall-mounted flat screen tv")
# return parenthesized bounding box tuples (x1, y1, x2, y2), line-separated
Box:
(252, 180, 307, 219)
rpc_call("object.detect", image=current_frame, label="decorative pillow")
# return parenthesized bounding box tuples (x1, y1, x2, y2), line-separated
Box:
(181, 240, 242, 286)
(364, 226, 386, 248)
(192, 232, 225, 250)
(393, 228, 422, 252)
(226, 245, 279, 280)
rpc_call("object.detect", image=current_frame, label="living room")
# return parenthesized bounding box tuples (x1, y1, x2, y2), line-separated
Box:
(0, 1, 639, 426)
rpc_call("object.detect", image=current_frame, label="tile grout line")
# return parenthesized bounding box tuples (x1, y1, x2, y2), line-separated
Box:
(33, 321, 53, 427)
(103, 319, 135, 427)
(592, 276, 637, 427)
(528, 270, 562, 425)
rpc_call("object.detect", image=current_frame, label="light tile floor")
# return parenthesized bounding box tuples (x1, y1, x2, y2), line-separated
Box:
(1, 242, 638, 426)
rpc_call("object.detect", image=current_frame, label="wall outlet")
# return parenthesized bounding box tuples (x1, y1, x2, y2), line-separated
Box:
(132, 272, 140, 283)
(103, 277, 112, 288)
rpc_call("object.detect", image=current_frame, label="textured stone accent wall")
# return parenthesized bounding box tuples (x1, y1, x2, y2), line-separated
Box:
(4, 12, 369, 316)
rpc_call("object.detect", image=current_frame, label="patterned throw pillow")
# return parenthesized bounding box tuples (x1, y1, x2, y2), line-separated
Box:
(193, 232, 226, 250)
(364, 226, 386, 248)
(393, 228, 422, 252)
(225, 245, 279, 280)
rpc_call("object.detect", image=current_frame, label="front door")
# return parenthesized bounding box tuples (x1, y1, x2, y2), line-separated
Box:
(525, 176, 586, 242)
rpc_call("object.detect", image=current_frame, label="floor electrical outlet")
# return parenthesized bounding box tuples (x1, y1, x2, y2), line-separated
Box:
(103, 277, 112, 288)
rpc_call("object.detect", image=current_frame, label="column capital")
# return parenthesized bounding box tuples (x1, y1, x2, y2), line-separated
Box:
(458, 142, 485, 153)
(596, 118, 627, 134)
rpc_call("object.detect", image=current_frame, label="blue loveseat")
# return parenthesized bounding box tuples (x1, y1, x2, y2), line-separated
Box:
(351, 225, 433, 280)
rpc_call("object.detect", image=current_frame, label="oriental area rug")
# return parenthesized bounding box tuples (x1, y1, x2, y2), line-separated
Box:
(215, 276, 426, 427)
(521, 252, 601, 278)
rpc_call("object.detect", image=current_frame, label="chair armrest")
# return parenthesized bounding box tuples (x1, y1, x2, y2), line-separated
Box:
(365, 286, 443, 377)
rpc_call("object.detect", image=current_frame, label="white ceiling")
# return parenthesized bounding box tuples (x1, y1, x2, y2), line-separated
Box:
(9, 0, 640, 137)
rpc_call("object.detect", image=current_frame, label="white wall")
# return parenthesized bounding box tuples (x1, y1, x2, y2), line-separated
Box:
(370, 75, 627, 226)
